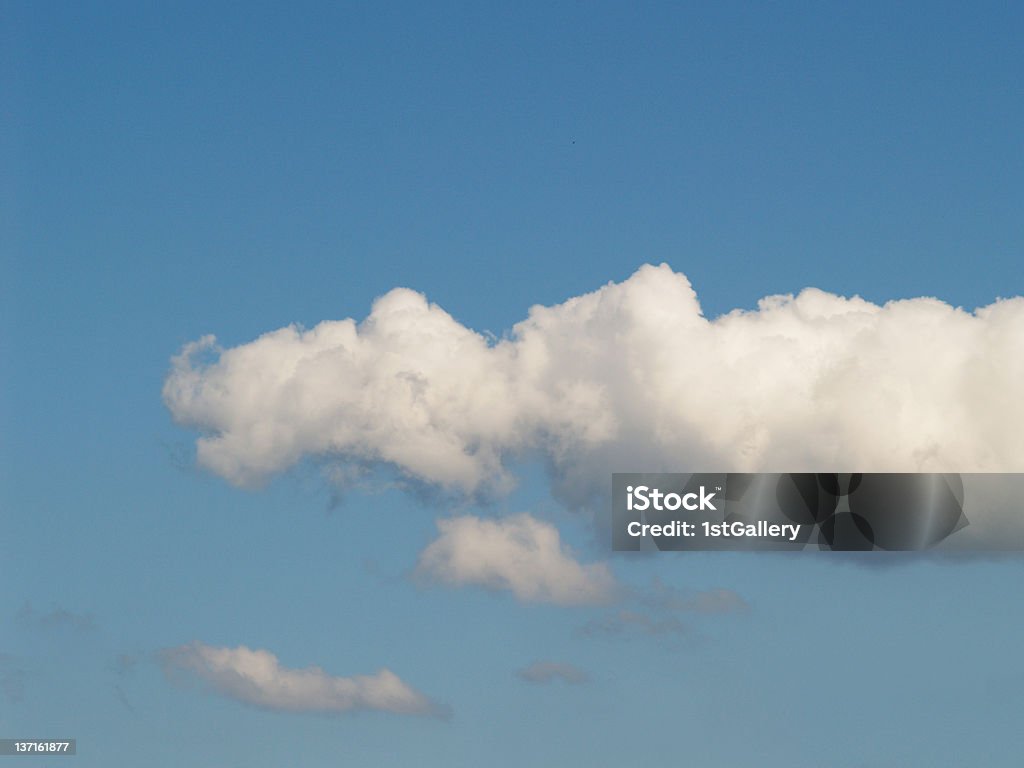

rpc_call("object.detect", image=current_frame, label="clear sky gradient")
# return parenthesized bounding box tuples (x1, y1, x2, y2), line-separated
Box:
(2, 2, 1023, 767)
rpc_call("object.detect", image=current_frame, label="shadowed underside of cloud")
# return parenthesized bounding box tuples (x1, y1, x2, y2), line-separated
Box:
(516, 660, 589, 684)
(416, 513, 616, 605)
(164, 264, 1024, 547)
(159, 643, 447, 718)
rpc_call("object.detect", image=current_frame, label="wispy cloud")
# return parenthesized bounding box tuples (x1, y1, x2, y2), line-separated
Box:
(582, 580, 749, 638)
(581, 609, 689, 638)
(0, 654, 27, 704)
(636, 579, 750, 615)
(114, 683, 135, 713)
(159, 642, 448, 718)
(111, 653, 139, 676)
(16, 603, 95, 632)
(516, 660, 589, 685)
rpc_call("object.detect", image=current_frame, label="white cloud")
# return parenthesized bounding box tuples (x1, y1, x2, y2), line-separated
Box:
(516, 660, 588, 684)
(165, 264, 1024, 545)
(416, 514, 616, 605)
(159, 643, 446, 717)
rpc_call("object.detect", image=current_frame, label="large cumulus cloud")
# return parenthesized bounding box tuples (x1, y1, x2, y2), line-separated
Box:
(164, 264, 1024, 544)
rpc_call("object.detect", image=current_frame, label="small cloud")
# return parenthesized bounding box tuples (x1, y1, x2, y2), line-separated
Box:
(581, 609, 689, 638)
(637, 579, 750, 615)
(416, 514, 616, 605)
(159, 642, 447, 718)
(582, 580, 748, 639)
(516, 661, 588, 685)
(16, 603, 95, 632)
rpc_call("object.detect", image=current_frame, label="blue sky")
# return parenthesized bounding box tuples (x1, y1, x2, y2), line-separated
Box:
(2, 2, 1023, 766)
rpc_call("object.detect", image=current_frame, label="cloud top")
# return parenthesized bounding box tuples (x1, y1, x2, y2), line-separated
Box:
(160, 643, 446, 718)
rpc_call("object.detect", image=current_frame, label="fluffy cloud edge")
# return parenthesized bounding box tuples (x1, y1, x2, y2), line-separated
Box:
(164, 263, 1024, 547)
